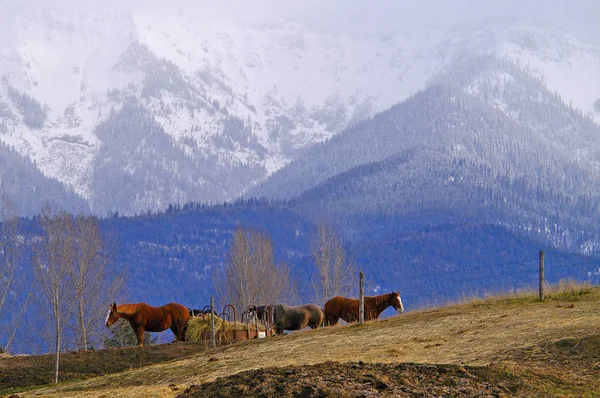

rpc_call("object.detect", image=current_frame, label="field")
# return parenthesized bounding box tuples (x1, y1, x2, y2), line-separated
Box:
(2, 285, 599, 397)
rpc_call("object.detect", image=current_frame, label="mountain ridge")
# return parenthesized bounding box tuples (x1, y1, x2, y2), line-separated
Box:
(252, 58, 600, 252)
(1, 7, 599, 215)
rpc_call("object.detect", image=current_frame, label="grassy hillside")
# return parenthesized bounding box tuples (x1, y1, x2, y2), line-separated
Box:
(6, 284, 600, 397)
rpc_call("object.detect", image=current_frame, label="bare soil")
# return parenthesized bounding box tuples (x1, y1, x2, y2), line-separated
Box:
(3, 334, 598, 398)
(177, 334, 600, 398)
(0, 342, 209, 396)
(176, 361, 524, 398)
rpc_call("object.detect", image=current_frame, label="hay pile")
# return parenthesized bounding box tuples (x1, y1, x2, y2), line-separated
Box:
(186, 316, 273, 343)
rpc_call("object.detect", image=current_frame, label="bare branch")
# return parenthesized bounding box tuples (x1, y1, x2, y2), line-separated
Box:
(311, 221, 357, 305)
(216, 225, 297, 317)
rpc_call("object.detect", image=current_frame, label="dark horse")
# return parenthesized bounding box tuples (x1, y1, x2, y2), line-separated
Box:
(248, 305, 269, 322)
(187, 308, 218, 318)
(105, 302, 190, 347)
(323, 291, 404, 326)
(272, 304, 324, 334)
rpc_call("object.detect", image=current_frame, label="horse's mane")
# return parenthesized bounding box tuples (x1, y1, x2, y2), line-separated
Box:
(365, 293, 394, 306)
(324, 292, 399, 325)
(117, 303, 144, 316)
(364, 292, 397, 316)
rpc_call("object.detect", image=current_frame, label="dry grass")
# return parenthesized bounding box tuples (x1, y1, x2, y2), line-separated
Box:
(186, 316, 272, 343)
(23, 285, 600, 397)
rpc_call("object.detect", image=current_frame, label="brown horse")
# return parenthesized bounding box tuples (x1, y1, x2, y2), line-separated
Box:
(105, 302, 189, 347)
(323, 291, 404, 326)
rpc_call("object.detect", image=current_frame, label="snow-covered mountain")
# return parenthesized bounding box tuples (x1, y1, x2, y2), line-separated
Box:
(250, 54, 600, 253)
(0, 4, 599, 215)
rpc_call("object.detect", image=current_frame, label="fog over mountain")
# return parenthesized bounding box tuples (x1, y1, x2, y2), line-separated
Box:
(4, 0, 598, 36)
(0, 0, 598, 216)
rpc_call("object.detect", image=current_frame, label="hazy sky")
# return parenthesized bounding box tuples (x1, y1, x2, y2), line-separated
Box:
(4, 0, 599, 38)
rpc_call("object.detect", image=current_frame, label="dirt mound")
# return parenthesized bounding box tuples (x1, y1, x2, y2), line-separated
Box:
(506, 334, 600, 376)
(177, 361, 523, 398)
(550, 335, 600, 361)
(0, 342, 208, 395)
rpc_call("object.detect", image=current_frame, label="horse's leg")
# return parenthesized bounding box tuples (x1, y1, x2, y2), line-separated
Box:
(310, 314, 323, 329)
(345, 313, 357, 323)
(341, 308, 357, 323)
(182, 323, 188, 341)
(180, 325, 186, 342)
(174, 325, 186, 342)
(135, 327, 145, 348)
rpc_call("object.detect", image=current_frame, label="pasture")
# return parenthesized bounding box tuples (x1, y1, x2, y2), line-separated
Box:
(2, 285, 599, 397)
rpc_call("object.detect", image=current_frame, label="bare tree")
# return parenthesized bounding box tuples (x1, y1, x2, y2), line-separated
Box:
(67, 215, 122, 351)
(33, 207, 76, 384)
(311, 221, 356, 305)
(217, 225, 297, 316)
(0, 195, 33, 352)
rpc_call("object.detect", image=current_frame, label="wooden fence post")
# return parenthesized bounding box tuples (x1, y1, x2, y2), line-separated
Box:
(539, 250, 545, 302)
(359, 271, 364, 324)
(210, 296, 216, 348)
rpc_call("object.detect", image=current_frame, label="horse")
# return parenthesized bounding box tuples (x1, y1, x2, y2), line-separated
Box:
(247, 305, 269, 323)
(323, 291, 404, 326)
(105, 302, 190, 347)
(272, 303, 324, 335)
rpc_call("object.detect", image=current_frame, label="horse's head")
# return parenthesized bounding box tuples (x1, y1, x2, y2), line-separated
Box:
(248, 305, 258, 322)
(390, 292, 404, 313)
(105, 302, 120, 328)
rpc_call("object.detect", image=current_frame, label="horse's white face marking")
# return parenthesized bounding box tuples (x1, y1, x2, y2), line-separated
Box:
(396, 296, 404, 313)
(105, 309, 111, 326)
